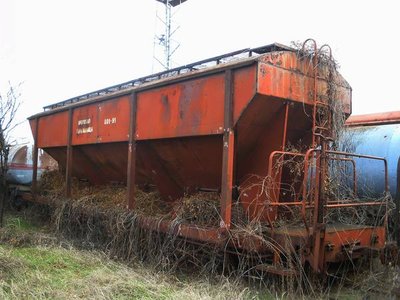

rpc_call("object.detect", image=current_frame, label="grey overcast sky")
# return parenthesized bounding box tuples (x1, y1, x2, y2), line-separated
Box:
(0, 0, 399, 141)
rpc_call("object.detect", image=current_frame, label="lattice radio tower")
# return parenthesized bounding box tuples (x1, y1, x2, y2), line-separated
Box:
(154, 0, 187, 70)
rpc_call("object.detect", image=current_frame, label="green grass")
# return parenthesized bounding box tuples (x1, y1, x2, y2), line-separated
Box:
(5, 216, 36, 231)
(0, 244, 263, 299)
(10, 247, 95, 288)
(1, 210, 397, 300)
(0, 212, 264, 300)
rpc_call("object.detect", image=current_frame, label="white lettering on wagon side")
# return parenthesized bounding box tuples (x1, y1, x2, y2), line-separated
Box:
(76, 127, 94, 134)
(104, 117, 117, 125)
(77, 118, 93, 135)
(77, 118, 91, 126)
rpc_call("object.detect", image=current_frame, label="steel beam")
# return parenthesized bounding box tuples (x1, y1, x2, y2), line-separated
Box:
(32, 118, 39, 196)
(281, 102, 289, 151)
(221, 69, 234, 229)
(65, 108, 73, 198)
(127, 92, 137, 209)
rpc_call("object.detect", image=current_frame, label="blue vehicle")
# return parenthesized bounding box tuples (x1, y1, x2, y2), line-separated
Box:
(344, 111, 400, 246)
(6, 143, 57, 207)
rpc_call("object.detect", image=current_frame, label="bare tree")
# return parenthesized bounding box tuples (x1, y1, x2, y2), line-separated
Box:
(0, 83, 21, 227)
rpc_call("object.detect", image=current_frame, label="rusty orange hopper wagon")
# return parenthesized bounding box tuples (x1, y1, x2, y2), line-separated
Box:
(28, 40, 389, 274)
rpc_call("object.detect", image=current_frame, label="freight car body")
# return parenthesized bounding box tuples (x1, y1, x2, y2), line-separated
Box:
(345, 112, 400, 244)
(28, 42, 388, 273)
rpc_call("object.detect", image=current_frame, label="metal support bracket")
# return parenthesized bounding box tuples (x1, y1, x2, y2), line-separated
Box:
(127, 92, 137, 209)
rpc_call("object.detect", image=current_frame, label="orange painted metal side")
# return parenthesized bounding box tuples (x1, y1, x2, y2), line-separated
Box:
(323, 226, 385, 262)
(257, 52, 351, 114)
(98, 96, 130, 142)
(46, 143, 129, 185)
(71, 96, 130, 145)
(135, 136, 222, 199)
(235, 96, 286, 221)
(233, 65, 257, 124)
(257, 63, 311, 106)
(37, 111, 69, 148)
(136, 74, 225, 140)
(72, 104, 98, 145)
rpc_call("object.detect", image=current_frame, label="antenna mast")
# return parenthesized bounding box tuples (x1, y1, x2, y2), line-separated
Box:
(154, 0, 187, 70)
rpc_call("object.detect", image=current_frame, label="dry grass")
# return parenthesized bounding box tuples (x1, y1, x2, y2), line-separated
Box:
(0, 212, 267, 300)
(0, 245, 262, 300)
(173, 192, 220, 227)
(2, 210, 400, 299)
(36, 168, 394, 285)
(2, 219, 399, 300)
(3, 168, 400, 299)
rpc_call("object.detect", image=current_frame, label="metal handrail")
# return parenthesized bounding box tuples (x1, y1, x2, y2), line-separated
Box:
(265, 149, 389, 230)
(43, 43, 293, 111)
(329, 156, 357, 195)
(325, 150, 389, 193)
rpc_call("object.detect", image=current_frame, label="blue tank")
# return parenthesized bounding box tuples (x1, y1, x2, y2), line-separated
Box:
(340, 124, 400, 199)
